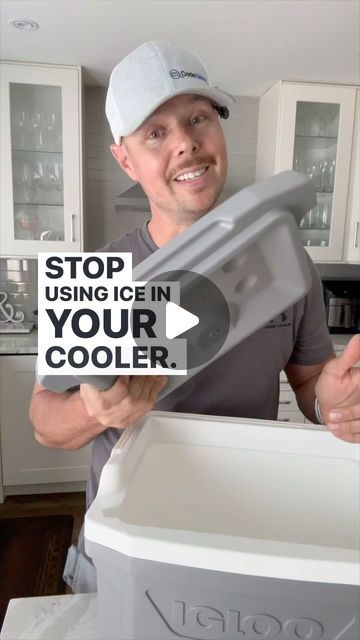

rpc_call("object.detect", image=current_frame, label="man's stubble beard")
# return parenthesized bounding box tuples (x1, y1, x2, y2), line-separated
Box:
(155, 179, 226, 224)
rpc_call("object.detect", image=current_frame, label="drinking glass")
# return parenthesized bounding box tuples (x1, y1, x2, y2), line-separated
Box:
(43, 112, 57, 151)
(301, 207, 319, 229)
(52, 162, 63, 204)
(32, 160, 46, 203)
(12, 110, 30, 149)
(30, 112, 43, 150)
(21, 162, 33, 203)
(328, 159, 336, 192)
(320, 204, 331, 229)
(320, 160, 330, 192)
(311, 163, 321, 191)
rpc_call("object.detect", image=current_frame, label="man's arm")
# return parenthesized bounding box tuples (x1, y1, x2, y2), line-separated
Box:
(285, 334, 360, 443)
(284, 357, 334, 424)
(29, 375, 167, 450)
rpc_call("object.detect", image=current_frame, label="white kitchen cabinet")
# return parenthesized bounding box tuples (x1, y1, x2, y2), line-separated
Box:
(278, 370, 305, 424)
(0, 62, 83, 256)
(277, 340, 354, 424)
(256, 81, 357, 262)
(0, 355, 90, 497)
(343, 89, 360, 263)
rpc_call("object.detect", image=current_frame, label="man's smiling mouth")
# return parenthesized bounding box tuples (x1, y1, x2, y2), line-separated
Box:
(174, 166, 209, 182)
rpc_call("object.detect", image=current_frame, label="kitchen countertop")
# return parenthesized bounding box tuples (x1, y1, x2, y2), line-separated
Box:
(0, 594, 97, 640)
(331, 333, 357, 349)
(0, 329, 355, 356)
(0, 329, 38, 355)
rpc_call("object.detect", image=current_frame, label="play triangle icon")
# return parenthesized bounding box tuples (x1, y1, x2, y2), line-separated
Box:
(166, 302, 199, 339)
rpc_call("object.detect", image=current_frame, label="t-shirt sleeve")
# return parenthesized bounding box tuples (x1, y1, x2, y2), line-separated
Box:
(289, 255, 335, 366)
(96, 237, 130, 253)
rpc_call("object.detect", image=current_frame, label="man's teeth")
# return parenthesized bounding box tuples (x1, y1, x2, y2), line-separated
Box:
(176, 167, 207, 181)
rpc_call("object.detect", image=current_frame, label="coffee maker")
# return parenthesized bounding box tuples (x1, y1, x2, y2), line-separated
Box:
(323, 281, 360, 334)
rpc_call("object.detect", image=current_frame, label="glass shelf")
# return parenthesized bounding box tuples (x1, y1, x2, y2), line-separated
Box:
(295, 134, 338, 141)
(12, 149, 62, 158)
(14, 201, 64, 207)
(300, 226, 330, 232)
(12, 148, 62, 155)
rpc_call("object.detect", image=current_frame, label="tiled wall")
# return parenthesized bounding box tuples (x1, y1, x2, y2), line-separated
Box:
(84, 87, 259, 250)
(0, 258, 38, 322)
(221, 96, 259, 191)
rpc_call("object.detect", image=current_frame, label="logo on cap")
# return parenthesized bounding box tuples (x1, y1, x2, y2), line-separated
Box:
(169, 69, 208, 84)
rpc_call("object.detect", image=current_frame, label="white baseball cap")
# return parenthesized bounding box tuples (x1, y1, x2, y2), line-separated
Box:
(106, 41, 235, 144)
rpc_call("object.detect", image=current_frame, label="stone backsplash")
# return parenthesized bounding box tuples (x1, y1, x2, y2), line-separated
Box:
(0, 257, 38, 322)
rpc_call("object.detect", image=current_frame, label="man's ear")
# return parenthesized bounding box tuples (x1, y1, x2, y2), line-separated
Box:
(110, 143, 139, 181)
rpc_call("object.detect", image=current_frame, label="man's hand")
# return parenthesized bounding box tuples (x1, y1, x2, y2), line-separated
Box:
(80, 375, 167, 430)
(315, 334, 360, 443)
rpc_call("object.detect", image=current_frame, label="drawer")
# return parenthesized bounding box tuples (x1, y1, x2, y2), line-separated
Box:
(277, 410, 305, 424)
(278, 389, 298, 411)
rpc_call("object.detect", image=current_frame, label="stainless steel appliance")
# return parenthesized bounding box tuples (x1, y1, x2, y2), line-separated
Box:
(323, 281, 360, 333)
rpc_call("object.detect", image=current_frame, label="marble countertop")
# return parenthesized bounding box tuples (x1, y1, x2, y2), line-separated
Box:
(0, 330, 38, 355)
(0, 594, 97, 640)
(331, 333, 357, 349)
(0, 329, 355, 357)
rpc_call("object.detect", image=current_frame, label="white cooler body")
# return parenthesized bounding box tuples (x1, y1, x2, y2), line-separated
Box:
(85, 412, 360, 640)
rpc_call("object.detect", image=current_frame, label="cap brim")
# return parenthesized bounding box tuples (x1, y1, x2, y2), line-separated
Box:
(120, 86, 235, 138)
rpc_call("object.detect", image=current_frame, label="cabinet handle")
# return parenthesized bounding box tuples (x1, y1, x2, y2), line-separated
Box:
(279, 400, 292, 405)
(354, 221, 359, 248)
(71, 214, 76, 242)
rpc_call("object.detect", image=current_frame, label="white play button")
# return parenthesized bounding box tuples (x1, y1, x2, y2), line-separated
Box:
(166, 301, 199, 339)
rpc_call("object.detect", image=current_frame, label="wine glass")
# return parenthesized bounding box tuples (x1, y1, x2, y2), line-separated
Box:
(310, 163, 321, 191)
(32, 160, 46, 203)
(320, 205, 331, 229)
(12, 110, 30, 149)
(30, 112, 43, 150)
(328, 159, 336, 192)
(43, 112, 56, 151)
(21, 162, 33, 203)
(51, 162, 63, 204)
(320, 160, 330, 192)
(45, 161, 59, 204)
(317, 115, 328, 137)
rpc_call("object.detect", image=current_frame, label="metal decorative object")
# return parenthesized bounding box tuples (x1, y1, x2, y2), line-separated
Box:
(0, 291, 25, 323)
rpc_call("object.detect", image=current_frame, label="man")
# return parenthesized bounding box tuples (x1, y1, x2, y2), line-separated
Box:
(29, 41, 360, 593)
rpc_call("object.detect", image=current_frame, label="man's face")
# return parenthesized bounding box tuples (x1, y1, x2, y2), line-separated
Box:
(112, 94, 228, 223)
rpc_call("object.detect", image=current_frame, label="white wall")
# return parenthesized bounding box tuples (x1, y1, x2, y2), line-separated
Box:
(84, 88, 259, 250)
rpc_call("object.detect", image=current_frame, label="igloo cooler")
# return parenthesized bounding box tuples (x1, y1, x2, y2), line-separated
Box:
(85, 412, 360, 640)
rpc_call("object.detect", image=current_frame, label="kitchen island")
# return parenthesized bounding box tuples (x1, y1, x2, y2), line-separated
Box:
(0, 330, 38, 355)
(0, 594, 97, 640)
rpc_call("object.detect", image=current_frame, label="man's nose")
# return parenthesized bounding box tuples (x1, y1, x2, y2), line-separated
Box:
(173, 126, 200, 155)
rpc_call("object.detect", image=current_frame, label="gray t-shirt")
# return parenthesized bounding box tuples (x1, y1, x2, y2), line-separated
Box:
(79, 222, 334, 556)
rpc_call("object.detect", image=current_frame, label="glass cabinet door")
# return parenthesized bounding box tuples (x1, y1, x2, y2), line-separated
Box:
(0, 62, 82, 255)
(10, 83, 65, 242)
(277, 84, 356, 261)
(293, 101, 339, 249)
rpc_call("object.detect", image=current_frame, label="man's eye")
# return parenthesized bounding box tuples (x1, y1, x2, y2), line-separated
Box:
(147, 129, 164, 140)
(191, 114, 207, 125)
